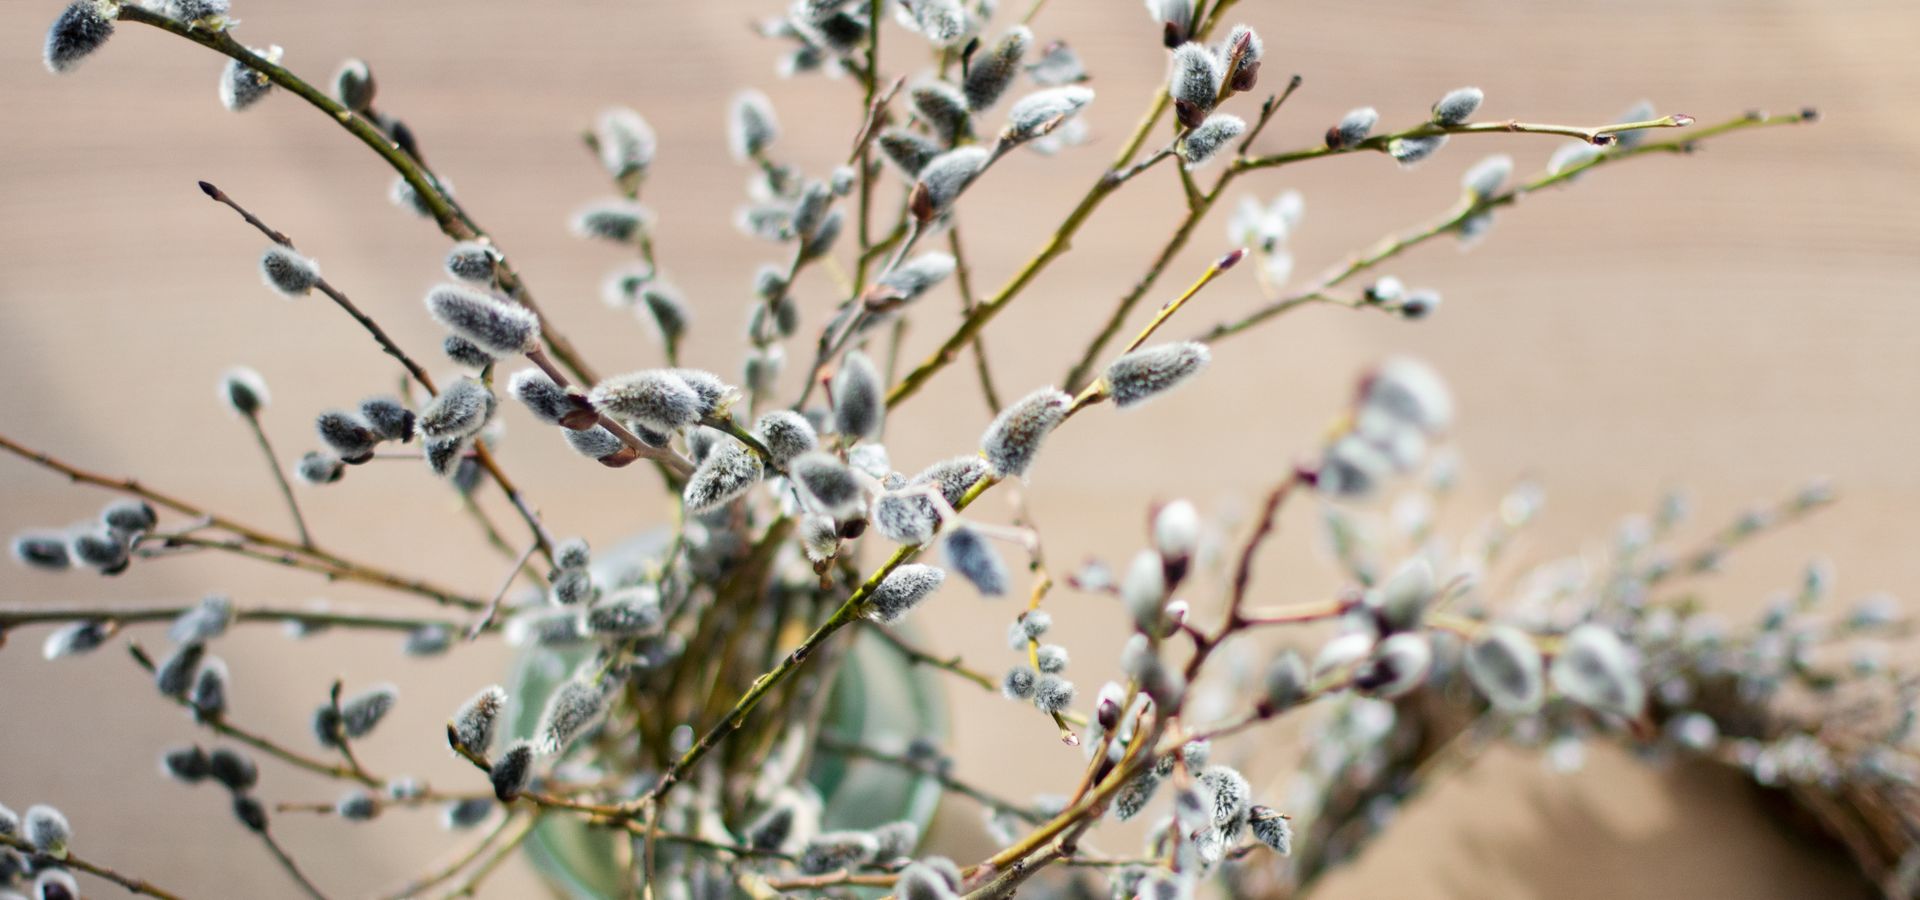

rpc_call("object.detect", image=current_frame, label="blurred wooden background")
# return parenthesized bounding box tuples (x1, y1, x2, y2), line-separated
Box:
(1, 0, 1916, 896)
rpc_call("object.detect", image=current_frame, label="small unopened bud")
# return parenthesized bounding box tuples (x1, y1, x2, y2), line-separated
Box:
(1034, 674, 1076, 714)
(444, 242, 499, 283)
(585, 586, 663, 635)
(1036, 644, 1069, 674)
(44, 0, 116, 74)
(879, 129, 943, 178)
(1355, 632, 1433, 698)
(348, 396, 413, 444)
(418, 378, 495, 441)
(911, 456, 989, 507)
(43, 621, 109, 660)
(1168, 44, 1222, 128)
(296, 450, 345, 485)
(753, 411, 818, 467)
(1221, 24, 1263, 92)
(1122, 550, 1167, 632)
(451, 685, 507, 756)
(965, 26, 1031, 112)
(490, 741, 535, 801)
(1549, 624, 1645, 719)
(336, 789, 378, 821)
(942, 526, 1007, 596)
(1263, 650, 1307, 712)
(1461, 153, 1512, 200)
(800, 515, 840, 563)
(220, 46, 282, 112)
(12, 533, 71, 572)
(683, 436, 764, 514)
(509, 369, 592, 428)
(1002, 665, 1037, 699)
(189, 656, 229, 719)
(865, 564, 947, 624)
(1095, 682, 1126, 730)
(1389, 134, 1448, 167)
(729, 90, 780, 162)
(791, 452, 866, 517)
(23, 806, 69, 858)
(1464, 624, 1544, 714)
(1180, 114, 1245, 169)
(259, 245, 321, 298)
(1145, 0, 1195, 47)
(100, 500, 156, 539)
(639, 285, 689, 347)
(1366, 557, 1434, 632)
(912, 146, 990, 220)
(155, 641, 206, 698)
(798, 831, 880, 875)
(441, 797, 495, 830)
(570, 199, 652, 243)
(832, 351, 886, 440)
(315, 410, 378, 462)
(561, 426, 624, 462)
(1399, 288, 1441, 320)
(1326, 106, 1378, 148)
(69, 527, 128, 574)
(1106, 342, 1211, 408)
(332, 58, 375, 112)
(161, 745, 210, 783)
(1248, 806, 1292, 854)
(594, 106, 656, 179)
(981, 387, 1071, 478)
(536, 678, 607, 755)
(427, 284, 540, 357)
(219, 367, 270, 416)
(207, 747, 258, 792)
(1001, 87, 1094, 146)
(1431, 86, 1484, 125)
(589, 370, 703, 433)
(911, 81, 973, 146)
(1153, 499, 1200, 563)
(342, 684, 398, 738)
(232, 795, 269, 833)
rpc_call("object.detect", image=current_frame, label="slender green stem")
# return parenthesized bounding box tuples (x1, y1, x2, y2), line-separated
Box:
(257, 828, 329, 900)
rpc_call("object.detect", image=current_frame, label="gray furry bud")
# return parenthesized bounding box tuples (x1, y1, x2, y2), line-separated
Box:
(1122, 550, 1167, 632)
(966, 26, 1031, 112)
(1180, 114, 1244, 169)
(418, 377, 495, 441)
(69, 527, 128, 574)
(441, 798, 494, 830)
(1002, 665, 1037, 699)
(161, 745, 210, 783)
(219, 366, 270, 416)
(1198, 765, 1249, 827)
(259, 245, 321, 298)
(911, 80, 973, 146)
(509, 369, 591, 427)
(870, 820, 921, 861)
(1364, 357, 1453, 434)
(752, 411, 818, 467)
(98, 500, 154, 537)
(335, 789, 379, 821)
(589, 370, 703, 433)
(1327, 106, 1378, 149)
(729, 90, 779, 162)
(44, 1, 115, 74)
(586, 586, 663, 635)
(1461, 153, 1512, 200)
(232, 795, 269, 833)
(427, 284, 540, 357)
(563, 425, 627, 462)
(155, 641, 206, 698)
(942, 526, 1007, 595)
(982, 387, 1071, 478)
(879, 129, 943, 177)
(1262, 651, 1307, 712)
(1550, 624, 1645, 719)
(800, 515, 840, 563)
(1400, 288, 1441, 319)
(220, 46, 281, 112)
(316, 410, 378, 462)
(444, 242, 499, 283)
(442, 335, 497, 369)
(911, 456, 988, 507)
(866, 564, 946, 624)
(639, 285, 689, 346)
(342, 684, 398, 738)
(791, 452, 866, 517)
(801, 208, 844, 260)
(912, 146, 989, 219)
(12, 533, 70, 571)
(1002, 87, 1094, 146)
(1168, 44, 1221, 128)
(490, 741, 535, 801)
(1431, 86, 1484, 125)
(570, 199, 653, 243)
(452, 685, 507, 755)
(873, 491, 943, 545)
(1036, 644, 1069, 674)
(832, 351, 886, 440)
(536, 678, 607, 755)
(189, 657, 228, 718)
(1106, 342, 1210, 408)
(1033, 674, 1076, 714)
(389, 175, 453, 219)
(595, 106, 656, 179)
(348, 396, 412, 443)
(1112, 770, 1160, 822)
(683, 436, 764, 514)
(24, 806, 69, 858)
(798, 831, 880, 875)
(1221, 24, 1263, 91)
(1366, 557, 1434, 632)
(547, 568, 592, 606)
(1389, 134, 1448, 166)
(296, 450, 345, 485)
(332, 58, 375, 112)
(554, 538, 589, 571)
(407, 624, 454, 657)
(207, 747, 258, 792)
(1355, 632, 1433, 698)
(1464, 624, 1545, 714)
(876, 253, 956, 306)
(1249, 806, 1292, 854)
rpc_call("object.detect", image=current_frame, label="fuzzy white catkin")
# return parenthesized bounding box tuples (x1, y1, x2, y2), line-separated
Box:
(1390, 134, 1448, 166)
(865, 564, 946, 624)
(965, 26, 1031, 112)
(595, 106, 656, 178)
(879, 129, 943, 178)
(426, 284, 541, 356)
(910, 456, 988, 507)
(1001, 86, 1094, 145)
(911, 81, 973, 145)
(878, 252, 957, 302)
(44, 0, 115, 74)
(1358, 632, 1433, 698)
(1106, 342, 1211, 408)
(452, 685, 507, 755)
(220, 366, 270, 416)
(942, 526, 1008, 595)
(24, 805, 69, 858)
(832, 351, 885, 440)
(729, 90, 779, 162)
(1153, 499, 1200, 561)
(589, 370, 704, 433)
(571, 199, 652, 243)
(790, 452, 866, 516)
(753, 410, 818, 467)
(1461, 153, 1513, 200)
(981, 387, 1071, 478)
(1550, 624, 1646, 718)
(418, 377, 495, 441)
(332, 58, 375, 111)
(1329, 106, 1378, 148)
(219, 46, 282, 112)
(905, 0, 968, 47)
(914, 146, 989, 217)
(1168, 43, 1222, 127)
(1364, 357, 1454, 434)
(1367, 557, 1434, 632)
(536, 678, 608, 755)
(798, 831, 880, 875)
(1432, 86, 1484, 125)
(259, 245, 320, 298)
(1464, 624, 1545, 713)
(1180, 114, 1245, 169)
(682, 436, 763, 514)
(341, 684, 399, 738)
(872, 491, 943, 545)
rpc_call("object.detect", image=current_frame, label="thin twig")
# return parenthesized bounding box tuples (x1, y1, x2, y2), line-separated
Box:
(467, 541, 538, 640)
(241, 405, 313, 549)
(0, 834, 185, 900)
(257, 828, 330, 900)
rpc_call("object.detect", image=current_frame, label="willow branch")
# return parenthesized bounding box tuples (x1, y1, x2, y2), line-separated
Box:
(0, 833, 184, 900)
(241, 412, 312, 549)
(0, 602, 454, 632)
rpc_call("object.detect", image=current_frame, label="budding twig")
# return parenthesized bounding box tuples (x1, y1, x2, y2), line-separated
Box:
(0, 833, 184, 900)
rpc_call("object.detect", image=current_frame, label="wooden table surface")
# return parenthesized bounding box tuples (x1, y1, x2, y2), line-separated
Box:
(1, 0, 1914, 896)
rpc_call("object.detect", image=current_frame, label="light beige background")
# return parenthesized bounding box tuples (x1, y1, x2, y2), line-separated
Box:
(2, 0, 1915, 897)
